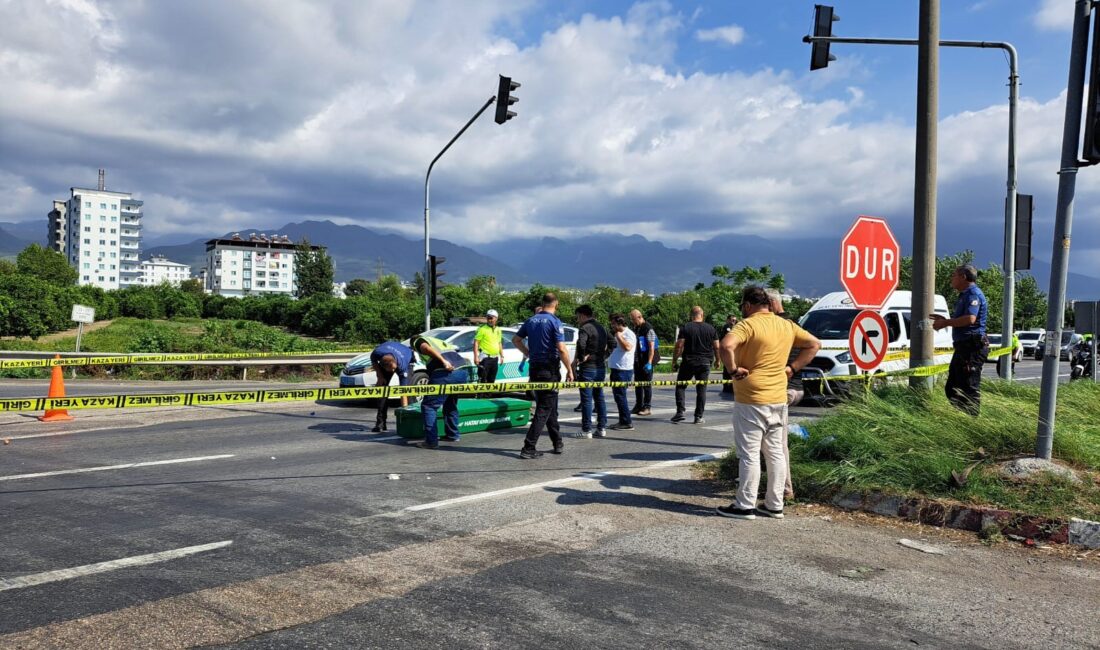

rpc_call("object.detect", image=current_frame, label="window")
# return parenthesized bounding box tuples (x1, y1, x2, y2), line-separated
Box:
(110, 241, 116, 246)
(84, 238, 91, 244)
(885, 312, 902, 343)
(99, 227, 105, 233)
(110, 228, 116, 234)
(100, 215, 106, 221)
(110, 277, 115, 282)
(100, 203, 106, 209)
(83, 251, 90, 257)
(98, 264, 105, 270)
(111, 216, 117, 222)
(231, 271, 237, 276)
(110, 252, 116, 259)
(83, 263, 90, 269)
(85, 201, 91, 207)
(110, 265, 116, 270)
(99, 240, 105, 245)
(450, 331, 477, 352)
(84, 226, 90, 232)
(111, 204, 117, 209)
(83, 275, 90, 281)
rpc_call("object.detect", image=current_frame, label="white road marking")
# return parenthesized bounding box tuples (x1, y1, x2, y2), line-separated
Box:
(404, 451, 727, 512)
(1016, 373, 1070, 382)
(0, 541, 233, 592)
(0, 455, 235, 482)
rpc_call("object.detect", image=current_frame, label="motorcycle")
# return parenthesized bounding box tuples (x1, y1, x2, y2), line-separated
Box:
(1070, 344, 1094, 381)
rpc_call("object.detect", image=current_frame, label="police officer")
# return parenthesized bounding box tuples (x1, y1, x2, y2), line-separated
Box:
(473, 309, 503, 384)
(513, 292, 574, 459)
(932, 264, 989, 415)
(368, 341, 414, 432)
(409, 334, 469, 449)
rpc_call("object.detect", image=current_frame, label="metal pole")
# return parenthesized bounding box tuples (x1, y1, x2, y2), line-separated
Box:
(423, 95, 496, 332)
(1036, 0, 1092, 460)
(909, 0, 939, 391)
(72, 322, 83, 379)
(999, 44, 1019, 380)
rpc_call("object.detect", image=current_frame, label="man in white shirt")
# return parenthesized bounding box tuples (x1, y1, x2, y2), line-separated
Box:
(607, 313, 637, 431)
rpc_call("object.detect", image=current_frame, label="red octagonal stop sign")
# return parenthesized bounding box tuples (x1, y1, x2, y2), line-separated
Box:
(840, 216, 900, 310)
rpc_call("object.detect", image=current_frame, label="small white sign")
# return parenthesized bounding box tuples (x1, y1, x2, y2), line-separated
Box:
(71, 304, 95, 324)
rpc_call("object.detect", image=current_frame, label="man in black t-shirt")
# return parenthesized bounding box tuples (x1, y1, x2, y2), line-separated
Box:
(671, 306, 719, 424)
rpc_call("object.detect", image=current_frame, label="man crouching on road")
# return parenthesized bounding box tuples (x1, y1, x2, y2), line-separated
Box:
(716, 286, 820, 520)
(409, 334, 469, 450)
(368, 341, 413, 432)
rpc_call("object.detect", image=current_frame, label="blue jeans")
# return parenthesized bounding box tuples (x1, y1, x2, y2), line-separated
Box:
(578, 366, 608, 431)
(421, 368, 466, 444)
(610, 368, 633, 425)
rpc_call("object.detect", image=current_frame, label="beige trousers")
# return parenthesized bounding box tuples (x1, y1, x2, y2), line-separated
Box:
(733, 401, 788, 511)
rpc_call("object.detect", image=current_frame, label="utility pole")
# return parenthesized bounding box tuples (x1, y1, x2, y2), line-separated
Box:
(1036, 0, 1093, 460)
(910, 0, 940, 390)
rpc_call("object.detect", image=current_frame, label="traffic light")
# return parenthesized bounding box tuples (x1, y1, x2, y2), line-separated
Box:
(494, 75, 520, 124)
(429, 254, 446, 307)
(1083, 9, 1100, 163)
(809, 5, 838, 71)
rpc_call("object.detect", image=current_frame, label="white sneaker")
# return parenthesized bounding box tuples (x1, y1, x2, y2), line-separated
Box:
(594, 428, 607, 438)
(570, 431, 593, 439)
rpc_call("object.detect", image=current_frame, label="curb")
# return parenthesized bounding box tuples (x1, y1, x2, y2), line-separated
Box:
(820, 490, 1100, 549)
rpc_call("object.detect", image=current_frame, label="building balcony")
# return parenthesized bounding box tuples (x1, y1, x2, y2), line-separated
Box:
(120, 233, 141, 242)
(120, 220, 142, 229)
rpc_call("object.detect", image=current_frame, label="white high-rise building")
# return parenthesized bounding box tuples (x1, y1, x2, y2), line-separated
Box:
(139, 256, 192, 286)
(49, 171, 143, 290)
(205, 233, 317, 297)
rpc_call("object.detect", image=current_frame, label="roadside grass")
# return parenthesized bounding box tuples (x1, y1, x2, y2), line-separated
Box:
(715, 380, 1100, 521)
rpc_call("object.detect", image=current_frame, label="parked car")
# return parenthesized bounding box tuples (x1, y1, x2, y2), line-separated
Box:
(338, 325, 578, 391)
(1017, 330, 1042, 357)
(985, 334, 1002, 363)
(1033, 330, 1084, 361)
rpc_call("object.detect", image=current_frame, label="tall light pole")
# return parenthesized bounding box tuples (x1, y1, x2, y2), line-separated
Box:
(422, 75, 520, 332)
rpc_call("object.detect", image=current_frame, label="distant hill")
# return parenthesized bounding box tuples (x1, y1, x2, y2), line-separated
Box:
(0, 225, 33, 257)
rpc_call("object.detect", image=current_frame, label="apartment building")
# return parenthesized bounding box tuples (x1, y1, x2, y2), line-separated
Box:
(204, 233, 316, 297)
(139, 255, 192, 287)
(48, 171, 143, 290)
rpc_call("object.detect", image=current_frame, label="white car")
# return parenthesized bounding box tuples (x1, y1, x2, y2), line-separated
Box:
(338, 325, 579, 389)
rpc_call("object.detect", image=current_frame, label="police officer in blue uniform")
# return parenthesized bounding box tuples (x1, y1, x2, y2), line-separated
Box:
(513, 292, 575, 459)
(932, 264, 989, 415)
(368, 341, 414, 432)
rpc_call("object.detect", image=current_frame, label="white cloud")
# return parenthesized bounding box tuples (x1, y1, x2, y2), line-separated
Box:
(694, 24, 745, 46)
(1034, 0, 1073, 30)
(1, 0, 1098, 270)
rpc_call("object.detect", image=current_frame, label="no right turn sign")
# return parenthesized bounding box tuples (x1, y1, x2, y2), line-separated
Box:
(849, 310, 889, 371)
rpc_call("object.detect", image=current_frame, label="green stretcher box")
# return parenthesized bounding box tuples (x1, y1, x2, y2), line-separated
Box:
(395, 398, 532, 439)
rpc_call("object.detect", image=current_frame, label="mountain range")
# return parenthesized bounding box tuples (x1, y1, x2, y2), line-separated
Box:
(2, 217, 1096, 299)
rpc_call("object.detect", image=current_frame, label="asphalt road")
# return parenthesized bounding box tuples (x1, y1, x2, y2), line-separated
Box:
(0, 374, 1096, 649)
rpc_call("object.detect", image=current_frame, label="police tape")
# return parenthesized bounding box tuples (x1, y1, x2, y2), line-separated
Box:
(0, 347, 1017, 414)
(804, 345, 1014, 383)
(0, 349, 370, 369)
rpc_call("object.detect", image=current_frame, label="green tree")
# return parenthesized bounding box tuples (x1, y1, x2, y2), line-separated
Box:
(344, 278, 371, 297)
(294, 239, 335, 299)
(16, 244, 77, 286)
(179, 279, 205, 299)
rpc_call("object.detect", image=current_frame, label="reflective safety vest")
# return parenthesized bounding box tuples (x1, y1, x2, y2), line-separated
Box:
(412, 335, 466, 370)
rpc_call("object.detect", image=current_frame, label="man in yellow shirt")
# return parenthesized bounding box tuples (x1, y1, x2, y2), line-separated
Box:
(473, 309, 504, 384)
(717, 286, 821, 520)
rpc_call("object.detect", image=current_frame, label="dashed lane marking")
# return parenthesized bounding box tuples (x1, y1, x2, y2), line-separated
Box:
(0, 541, 233, 592)
(0, 455, 236, 482)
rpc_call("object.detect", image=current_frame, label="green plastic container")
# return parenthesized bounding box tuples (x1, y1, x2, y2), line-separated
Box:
(395, 398, 532, 439)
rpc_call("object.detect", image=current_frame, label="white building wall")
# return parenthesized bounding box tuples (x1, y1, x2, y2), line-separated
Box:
(205, 241, 303, 297)
(57, 187, 143, 291)
(139, 258, 192, 286)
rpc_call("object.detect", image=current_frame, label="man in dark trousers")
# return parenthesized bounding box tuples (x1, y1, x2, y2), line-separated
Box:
(630, 309, 658, 416)
(572, 305, 608, 439)
(671, 306, 719, 425)
(368, 340, 413, 432)
(933, 264, 989, 415)
(513, 292, 574, 458)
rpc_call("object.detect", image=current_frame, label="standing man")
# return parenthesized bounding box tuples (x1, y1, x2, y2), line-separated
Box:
(513, 292, 574, 459)
(473, 309, 503, 385)
(368, 340, 413, 432)
(572, 305, 608, 439)
(630, 309, 658, 416)
(932, 264, 989, 415)
(719, 315, 739, 395)
(409, 334, 469, 450)
(767, 288, 802, 499)
(671, 306, 719, 425)
(607, 314, 637, 431)
(716, 286, 821, 520)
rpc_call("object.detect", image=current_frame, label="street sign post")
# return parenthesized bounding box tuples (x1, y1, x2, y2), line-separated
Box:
(70, 304, 95, 377)
(840, 216, 901, 310)
(848, 310, 889, 371)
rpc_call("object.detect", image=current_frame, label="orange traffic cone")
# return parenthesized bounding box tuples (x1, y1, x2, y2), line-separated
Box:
(39, 355, 74, 422)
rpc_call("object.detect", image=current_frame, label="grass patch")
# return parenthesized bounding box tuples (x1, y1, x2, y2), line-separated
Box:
(716, 380, 1100, 521)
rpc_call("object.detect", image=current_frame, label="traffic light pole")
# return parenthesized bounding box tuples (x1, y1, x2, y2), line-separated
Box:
(423, 95, 496, 331)
(803, 34, 1020, 381)
(1036, 0, 1092, 460)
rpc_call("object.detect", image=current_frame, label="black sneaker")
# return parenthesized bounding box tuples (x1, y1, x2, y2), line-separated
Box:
(715, 505, 756, 519)
(637, 408, 651, 416)
(630, 405, 642, 415)
(519, 449, 544, 459)
(610, 422, 635, 431)
(551, 444, 564, 455)
(573, 404, 583, 412)
(756, 507, 784, 519)
(441, 435, 460, 442)
(693, 416, 706, 425)
(412, 441, 438, 450)
(670, 413, 686, 423)
(371, 424, 387, 433)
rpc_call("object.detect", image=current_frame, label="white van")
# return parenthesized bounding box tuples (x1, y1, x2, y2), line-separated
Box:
(798, 290, 954, 398)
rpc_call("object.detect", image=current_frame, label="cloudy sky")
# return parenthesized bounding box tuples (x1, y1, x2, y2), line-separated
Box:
(1, 0, 1098, 273)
